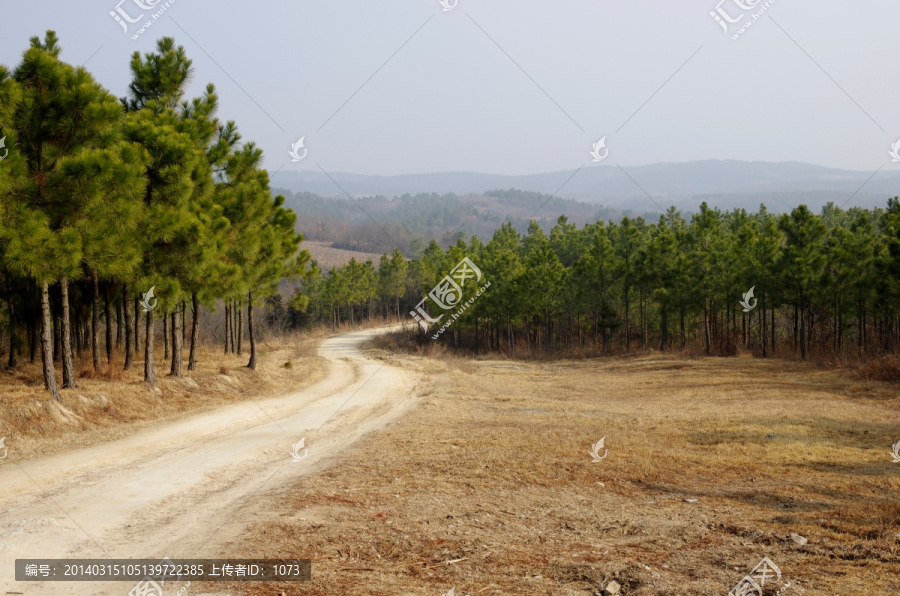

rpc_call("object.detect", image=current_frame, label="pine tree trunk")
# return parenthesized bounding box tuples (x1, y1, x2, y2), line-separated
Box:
(181, 300, 187, 344)
(40, 281, 61, 400)
(225, 301, 231, 354)
(247, 291, 257, 369)
(170, 309, 182, 377)
(105, 284, 113, 365)
(144, 309, 156, 386)
(124, 285, 134, 370)
(838, 308, 843, 351)
(639, 294, 646, 349)
(227, 301, 234, 354)
(163, 312, 169, 359)
(134, 295, 141, 356)
(188, 292, 199, 371)
(224, 302, 230, 354)
(771, 306, 776, 354)
(237, 301, 243, 355)
(703, 301, 711, 355)
(60, 277, 77, 388)
(26, 318, 34, 363)
(799, 302, 807, 360)
(725, 302, 730, 354)
(623, 285, 630, 351)
(74, 310, 81, 353)
(228, 302, 237, 354)
(29, 316, 38, 363)
(742, 312, 746, 346)
(53, 305, 61, 362)
(116, 295, 123, 349)
(7, 298, 16, 369)
(659, 306, 668, 351)
(91, 270, 101, 371)
(475, 315, 479, 355)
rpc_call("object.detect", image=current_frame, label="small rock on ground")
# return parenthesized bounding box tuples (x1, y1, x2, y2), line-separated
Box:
(604, 580, 622, 595)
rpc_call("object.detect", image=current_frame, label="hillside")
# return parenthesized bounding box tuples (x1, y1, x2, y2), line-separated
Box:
(271, 160, 900, 213)
(278, 188, 652, 257)
(303, 241, 383, 271)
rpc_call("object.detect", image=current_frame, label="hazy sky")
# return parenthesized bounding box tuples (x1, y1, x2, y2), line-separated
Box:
(2, 0, 899, 177)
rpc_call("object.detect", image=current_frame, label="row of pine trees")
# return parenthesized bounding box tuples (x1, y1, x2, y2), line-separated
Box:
(0, 33, 308, 400)
(304, 201, 900, 359)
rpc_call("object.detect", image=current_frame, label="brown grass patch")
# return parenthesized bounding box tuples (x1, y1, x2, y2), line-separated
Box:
(855, 354, 900, 383)
(197, 351, 900, 596)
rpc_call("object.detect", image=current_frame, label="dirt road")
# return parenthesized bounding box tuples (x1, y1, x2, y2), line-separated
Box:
(0, 326, 418, 596)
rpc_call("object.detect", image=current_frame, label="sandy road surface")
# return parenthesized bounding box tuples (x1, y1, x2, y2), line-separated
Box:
(0, 326, 418, 596)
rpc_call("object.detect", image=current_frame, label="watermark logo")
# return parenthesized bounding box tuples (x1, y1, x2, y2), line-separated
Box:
(140, 287, 158, 313)
(410, 257, 491, 339)
(710, 0, 776, 40)
(710, 0, 746, 33)
(589, 136, 608, 162)
(589, 437, 608, 462)
(740, 286, 757, 312)
(109, 0, 176, 40)
(129, 578, 190, 596)
(0, 436, 7, 461)
(129, 578, 163, 596)
(128, 557, 189, 596)
(729, 556, 787, 596)
(889, 139, 900, 163)
(110, 0, 147, 34)
(289, 137, 307, 162)
(890, 440, 900, 463)
(290, 437, 308, 462)
(439, 0, 458, 12)
(0, 136, 8, 160)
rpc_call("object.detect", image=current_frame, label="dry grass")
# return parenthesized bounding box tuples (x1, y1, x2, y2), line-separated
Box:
(200, 351, 900, 596)
(0, 333, 326, 464)
(304, 241, 383, 271)
(854, 353, 900, 383)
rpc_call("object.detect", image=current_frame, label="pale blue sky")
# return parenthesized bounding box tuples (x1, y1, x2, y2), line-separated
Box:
(1, 0, 898, 176)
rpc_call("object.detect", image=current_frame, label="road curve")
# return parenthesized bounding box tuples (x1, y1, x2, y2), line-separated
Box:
(0, 326, 417, 596)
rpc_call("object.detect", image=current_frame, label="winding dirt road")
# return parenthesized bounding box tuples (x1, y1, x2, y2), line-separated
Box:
(0, 327, 418, 596)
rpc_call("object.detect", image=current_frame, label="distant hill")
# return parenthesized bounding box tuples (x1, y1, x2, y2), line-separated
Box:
(303, 241, 383, 272)
(276, 188, 654, 258)
(271, 160, 900, 213)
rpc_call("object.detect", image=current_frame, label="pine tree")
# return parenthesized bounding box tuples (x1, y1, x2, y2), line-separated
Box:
(517, 222, 566, 350)
(778, 205, 826, 359)
(5, 32, 141, 397)
(123, 38, 201, 385)
(0, 65, 23, 369)
(378, 248, 408, 320)
(479, 223, 522, 350)
(243, 193, 304, 369)
(571, 222, 620, 352)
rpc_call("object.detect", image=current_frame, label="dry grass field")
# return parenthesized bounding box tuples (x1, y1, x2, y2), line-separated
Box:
(0, 332, 328, 463)
(304, 241, 383, 271)
(199, 337, 900, 596)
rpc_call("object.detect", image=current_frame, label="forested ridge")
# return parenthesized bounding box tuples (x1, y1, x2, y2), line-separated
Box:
(280, 188, 644, 256)
(0, 33, 309, 400)
(303, 201, 900, 364)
